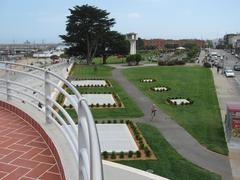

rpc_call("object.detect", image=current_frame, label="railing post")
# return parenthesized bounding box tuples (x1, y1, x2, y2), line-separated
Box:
(44, 70, 51, 123)
(6, 63, 10, 101)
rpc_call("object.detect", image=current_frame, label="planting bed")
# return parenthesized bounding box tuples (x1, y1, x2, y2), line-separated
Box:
(71, 79, 111, 87)
(140, 78, 156, 83)
(98, 120, 155, 161)
(151, 86, 170, 92)
(97, 124, 138, 152)
(63, 93, 123, 108)
(167, 97, 193, 106)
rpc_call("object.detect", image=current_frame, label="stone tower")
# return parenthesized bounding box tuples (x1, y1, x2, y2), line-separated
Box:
(126, 33, 137, 55)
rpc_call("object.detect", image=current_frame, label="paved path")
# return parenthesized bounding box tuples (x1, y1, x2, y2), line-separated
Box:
(0, 107, 62, 179)
(112, 67, 232, 180)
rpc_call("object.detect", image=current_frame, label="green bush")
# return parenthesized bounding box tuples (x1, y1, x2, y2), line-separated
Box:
(144, 147, 151, 157)
(128, 151, 134, 158)
(119, 151, 124, 159)
(126, 54, 142, 66)
(167, 59, 176, 66)
(139, 143, 145, 150)
(102, 151, 109, 159)
(158, 60, 167, 66)
(136, 151, 141, 158)
(175, 60, 186, 65)
(135, 54, 142, 64)
(203, 62, 211, 68)
(111, 151, 116, 159)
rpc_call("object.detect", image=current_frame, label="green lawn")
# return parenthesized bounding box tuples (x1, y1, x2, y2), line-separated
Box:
(67, 65, 143, 120)
(70, 64, 113, 78)
(118, 123, 220, 180)
(123, 66, 228, 155)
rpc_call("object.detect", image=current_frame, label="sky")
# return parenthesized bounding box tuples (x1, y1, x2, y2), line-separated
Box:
(0, 0, 239, 43)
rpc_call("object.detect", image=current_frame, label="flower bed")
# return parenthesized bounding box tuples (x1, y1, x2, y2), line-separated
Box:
(150, 86, 170, 92)
(167, 97, 194, 106)
(63, 92, 124, 108)
(96, 120, 156, 161)
(70, 78, 111, 87)
(140, 78, 156, 83)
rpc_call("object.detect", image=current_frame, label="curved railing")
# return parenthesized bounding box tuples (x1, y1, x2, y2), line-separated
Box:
(0, 61, 103, 180)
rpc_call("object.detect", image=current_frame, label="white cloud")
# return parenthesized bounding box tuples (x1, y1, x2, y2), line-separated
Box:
(127, 12, 141, 19)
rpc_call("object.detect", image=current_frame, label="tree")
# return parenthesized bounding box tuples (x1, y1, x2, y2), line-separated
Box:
(136, 38, 145, 50)
(96, 31, 129, 64)
(50, 55, 59, 60)
(60, 5, 115, 64)
(165, 44, 179, 49)
(145, 45, 157, 50)
(206, 40, 213, 48)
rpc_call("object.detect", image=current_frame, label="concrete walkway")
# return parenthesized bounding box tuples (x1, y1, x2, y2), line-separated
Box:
(112, 67, 232, 180)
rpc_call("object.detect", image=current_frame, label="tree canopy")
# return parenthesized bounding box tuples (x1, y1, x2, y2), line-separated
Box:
(96, 31, 129, 64)
(60, 5, 115, 64)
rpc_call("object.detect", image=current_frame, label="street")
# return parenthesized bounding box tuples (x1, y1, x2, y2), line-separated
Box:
(208, 49, 240, 94)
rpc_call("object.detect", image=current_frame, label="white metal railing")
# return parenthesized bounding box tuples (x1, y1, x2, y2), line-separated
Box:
(0, 61, 103, 180)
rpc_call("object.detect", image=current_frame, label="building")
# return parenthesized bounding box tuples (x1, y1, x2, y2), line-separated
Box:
(224, 33, 240, 48)
(144, 39, 205, 49)
(235, 39, 240, 55)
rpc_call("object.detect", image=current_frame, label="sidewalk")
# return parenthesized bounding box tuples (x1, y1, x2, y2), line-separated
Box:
(211, 68, 240, 180)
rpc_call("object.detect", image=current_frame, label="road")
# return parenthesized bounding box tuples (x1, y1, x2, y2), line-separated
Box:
(209, 49, 240, 89)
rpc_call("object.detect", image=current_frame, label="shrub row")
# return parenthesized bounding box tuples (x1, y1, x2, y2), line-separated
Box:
(90, 103, 118, 108)
(158, 59, 186, 66)
(75, 84, 107, 87)
(71, 78, 105, 80)
(102, 150, 143, 160)
(128, 121, 152, 157)
(95, 119, 125, 124)
(80, 92, 112, 94)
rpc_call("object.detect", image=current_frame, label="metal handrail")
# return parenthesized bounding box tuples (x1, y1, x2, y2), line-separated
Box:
(0, 61, 103, 180)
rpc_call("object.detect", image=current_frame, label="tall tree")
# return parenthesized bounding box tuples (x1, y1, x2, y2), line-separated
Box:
(60, 5, 115, 64)
(96, 31, 129, 64)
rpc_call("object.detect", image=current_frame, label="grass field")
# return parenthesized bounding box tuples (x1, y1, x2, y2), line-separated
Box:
(70, 64, 113, 78)
(67, 64, 143, 119)
(118, 123, 220, 180)
(123, 66, 228, 155)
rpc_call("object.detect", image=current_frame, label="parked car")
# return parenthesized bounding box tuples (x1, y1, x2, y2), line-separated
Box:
(224, 69, 235, 77)
(234, 64, 240, 71)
